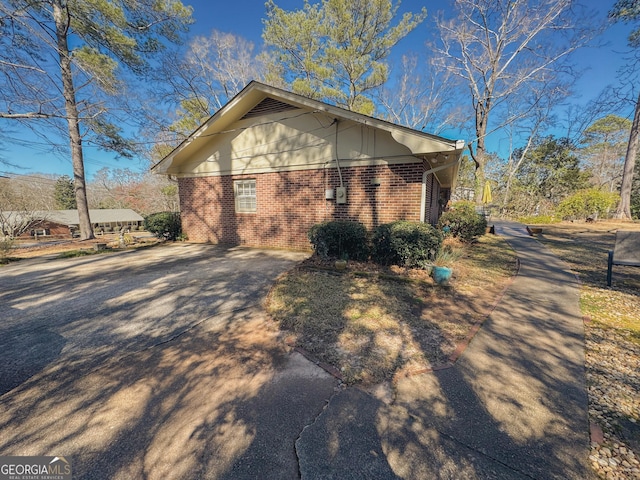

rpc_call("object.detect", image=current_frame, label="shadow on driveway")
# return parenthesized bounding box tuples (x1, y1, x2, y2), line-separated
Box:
(0, 244, 338, 479)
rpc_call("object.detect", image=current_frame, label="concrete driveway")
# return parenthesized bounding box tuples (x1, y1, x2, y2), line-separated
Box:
(0, 244, 338, 479)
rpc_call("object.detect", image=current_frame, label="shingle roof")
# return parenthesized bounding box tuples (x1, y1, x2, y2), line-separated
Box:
(49, 209, 144, 225)
(1, 209, 144, 227)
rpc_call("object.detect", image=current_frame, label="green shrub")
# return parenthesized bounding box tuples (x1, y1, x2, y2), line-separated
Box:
(59, 249, 98, 258)
(555, 189, 619, 220)
(308, 221, 369, 260)
(437, 201, 487, 242)
(144, 212, 182, 241)
(517, 215, 559, 225)
(0, 237, 14, 264)
(372, 220, 442, 269)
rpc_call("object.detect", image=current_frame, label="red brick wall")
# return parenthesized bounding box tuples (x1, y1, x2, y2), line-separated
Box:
(16, 221, 70, 238)
(178, 163, 424, 250)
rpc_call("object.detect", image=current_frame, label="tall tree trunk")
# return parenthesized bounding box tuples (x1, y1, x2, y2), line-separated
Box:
(473, 102, 489, 203)
(502, 170, 515, 211)
(53, 1, 94, 239)
(615, 91, 640, 220)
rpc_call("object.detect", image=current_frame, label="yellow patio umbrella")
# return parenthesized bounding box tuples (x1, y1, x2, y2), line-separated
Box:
(482, 180, 492, 204)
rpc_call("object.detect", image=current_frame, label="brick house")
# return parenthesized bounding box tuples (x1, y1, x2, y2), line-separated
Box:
(152, 82, 465, 250)
(1, 209, 144, 238)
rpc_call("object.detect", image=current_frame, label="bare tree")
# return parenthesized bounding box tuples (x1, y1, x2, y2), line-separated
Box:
(493, 79, 567, 211)
(616, 90, 640, 218)
(376, 53, 464, 134)
(88, 167, 179, 215)
(0, 174, 56, 237)
(434, 0, 595, 201)
(501, 127, 542, 213)
(0, 174, 57, 210)
(561, 86, 622, 144)
(0, 1, 192, 239)
(610, 0, 640, 219)
(186, 30, 263, 110)
(579, 114, 631, 192)
(152, 30, 264, 139)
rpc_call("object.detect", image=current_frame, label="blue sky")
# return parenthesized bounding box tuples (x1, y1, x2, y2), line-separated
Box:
(0, 0, 634, 180)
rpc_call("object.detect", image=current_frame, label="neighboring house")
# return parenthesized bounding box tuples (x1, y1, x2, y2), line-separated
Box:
(1, 209, 144, 238)
(152, 81, 465, 250)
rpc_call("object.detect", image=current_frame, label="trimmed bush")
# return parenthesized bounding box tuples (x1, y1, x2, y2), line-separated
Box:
(144, 212, 182, 241)
(555, 189, 619, 221)
(308, 220, 369, 260)
(372, 220, 442, 269)
(437, 201, 487, 243)
(0, 237, 14, 264)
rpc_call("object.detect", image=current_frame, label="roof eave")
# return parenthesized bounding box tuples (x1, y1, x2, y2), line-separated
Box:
(151, 82, 466, 175)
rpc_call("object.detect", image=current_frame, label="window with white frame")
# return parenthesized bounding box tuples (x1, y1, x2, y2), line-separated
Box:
(234, 179, 256, 213)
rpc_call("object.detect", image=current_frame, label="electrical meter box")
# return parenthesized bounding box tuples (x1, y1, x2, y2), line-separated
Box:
(336, 186, 347, 204)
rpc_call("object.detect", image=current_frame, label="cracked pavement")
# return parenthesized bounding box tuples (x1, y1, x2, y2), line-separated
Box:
(0, 225, 593, 479)
(0, 244, 338, 479)
(296, 222, 593, 480)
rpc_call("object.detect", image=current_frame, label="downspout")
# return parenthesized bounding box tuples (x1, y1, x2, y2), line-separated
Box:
(334, 119, 344, 188)
(323, 158, 332, 221)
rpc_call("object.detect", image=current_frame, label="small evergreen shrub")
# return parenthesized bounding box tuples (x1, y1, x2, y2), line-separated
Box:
(144, 212, 182, 241)
(517, 215, 558, 225)
(372, 220, 442, 269)
(438, 201, 487, 243)
(0, 237, 14, 264)
(555, 189, 619, 221)
(308, 221, 369, 260)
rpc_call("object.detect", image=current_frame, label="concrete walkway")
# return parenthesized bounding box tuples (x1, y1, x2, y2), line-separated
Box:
(297, 221, 594, 479)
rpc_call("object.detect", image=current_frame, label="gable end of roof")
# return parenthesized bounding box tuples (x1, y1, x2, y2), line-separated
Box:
(151, 81, 466, 175)
(240, 97, 300, 120)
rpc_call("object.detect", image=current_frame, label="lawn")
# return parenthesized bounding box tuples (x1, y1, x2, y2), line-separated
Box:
(3, 233, 161, 262)
(534, 222, 640, 337)
(526, 221, 640, 479)
(265, 234, 518, 384)
(266, 220, 640, 477)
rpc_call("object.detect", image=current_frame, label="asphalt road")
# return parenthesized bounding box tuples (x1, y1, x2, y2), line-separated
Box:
(0, 244, 338, 479)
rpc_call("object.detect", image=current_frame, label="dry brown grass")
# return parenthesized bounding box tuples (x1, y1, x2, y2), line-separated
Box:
(535, 220, 640, 478)
(5, 234, 160, 260)
(265, 234, 518, 385)
(535, 220, 640, 338)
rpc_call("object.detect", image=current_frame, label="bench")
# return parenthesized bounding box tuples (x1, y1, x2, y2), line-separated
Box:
(607, 231, 640, 286)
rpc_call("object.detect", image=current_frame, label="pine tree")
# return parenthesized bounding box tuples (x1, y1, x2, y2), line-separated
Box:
(54, 175, 76, 210)
(0, 0, 193, 238)
(263, 0, 426, 115)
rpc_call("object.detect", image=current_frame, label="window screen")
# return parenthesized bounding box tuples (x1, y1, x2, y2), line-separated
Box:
(234, 180, 256, 213)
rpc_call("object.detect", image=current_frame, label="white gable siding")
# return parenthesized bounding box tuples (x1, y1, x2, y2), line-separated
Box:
(167, 111, 420, 178)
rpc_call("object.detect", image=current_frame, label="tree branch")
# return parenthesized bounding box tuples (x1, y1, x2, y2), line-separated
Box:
(0, 111, 51, 119)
